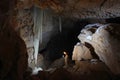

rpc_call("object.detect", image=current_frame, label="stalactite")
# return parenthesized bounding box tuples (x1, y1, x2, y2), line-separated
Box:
(33, 6, 38, 65)
(33, 7, 37, 27)
(59, 16, 62, 32)
(33, 7, 44, 65)
(40, 10, 44, 43)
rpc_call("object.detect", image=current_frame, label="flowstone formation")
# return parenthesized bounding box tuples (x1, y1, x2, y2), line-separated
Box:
(73, 23, 120, 74)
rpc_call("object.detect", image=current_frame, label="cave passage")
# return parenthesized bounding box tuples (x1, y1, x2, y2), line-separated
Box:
(43, 19, 89, 61)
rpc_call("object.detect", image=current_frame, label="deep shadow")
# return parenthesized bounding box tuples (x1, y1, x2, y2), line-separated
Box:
(106, 17, 120, 24)
(85, 42, 99, 59)
(44, 19, 89, 61)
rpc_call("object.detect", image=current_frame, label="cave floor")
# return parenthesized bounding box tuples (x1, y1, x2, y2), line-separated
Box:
(24, 60, 120, 80)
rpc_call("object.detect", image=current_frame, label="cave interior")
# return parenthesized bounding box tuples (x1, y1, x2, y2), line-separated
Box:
(0, 0, 120, 80)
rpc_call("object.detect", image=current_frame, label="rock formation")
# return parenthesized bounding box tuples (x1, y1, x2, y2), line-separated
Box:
(77, 23, 120, 74)
(16, 6, 60, 69)
(16, 8, 35, 68)
(0, 20, 28, 80)
(72, 42, 93, 61)
(0, 1, 28, 79)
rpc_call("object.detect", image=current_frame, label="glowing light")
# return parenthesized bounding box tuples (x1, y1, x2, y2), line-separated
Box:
(63, 51, 67, 55)
(63, 51, 68, 67)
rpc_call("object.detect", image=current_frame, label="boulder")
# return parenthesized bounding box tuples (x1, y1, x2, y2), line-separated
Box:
(78, 23, 120, 74)
(72, 42, 93, 61)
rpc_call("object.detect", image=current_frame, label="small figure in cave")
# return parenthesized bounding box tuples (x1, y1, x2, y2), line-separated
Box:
(63, 51, 68, 68)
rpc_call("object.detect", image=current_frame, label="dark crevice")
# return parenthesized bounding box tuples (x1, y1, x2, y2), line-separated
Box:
(85, 42, 99, 59)
(88, 27, 97, 33)
(106, 17, 120, 24)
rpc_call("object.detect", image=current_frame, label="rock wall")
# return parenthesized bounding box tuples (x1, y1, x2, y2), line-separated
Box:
(16, 8, 35, 68)
(77, 23, 120, 74)
(0, 1, 28, 80)
(16, 6, 60, 69)
(0, 19, 28, 80)
(72, 42, 93, 61)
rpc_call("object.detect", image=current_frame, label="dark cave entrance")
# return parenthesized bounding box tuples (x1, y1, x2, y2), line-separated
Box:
(42, 19, 89, 62)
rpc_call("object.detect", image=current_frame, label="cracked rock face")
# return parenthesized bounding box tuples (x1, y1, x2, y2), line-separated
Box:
(77, 23, 120, 74)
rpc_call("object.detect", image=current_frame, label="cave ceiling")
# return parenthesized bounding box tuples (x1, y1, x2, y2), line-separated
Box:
(17, 0, 120, 19)
(0, 0, 120, 19)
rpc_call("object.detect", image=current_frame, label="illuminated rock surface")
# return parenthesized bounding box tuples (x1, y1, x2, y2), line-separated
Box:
(72, 42, 93, 61)
(78, 23, 120, 74)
